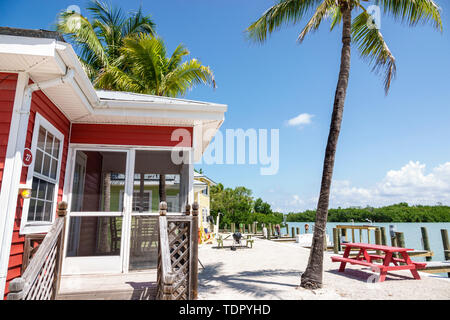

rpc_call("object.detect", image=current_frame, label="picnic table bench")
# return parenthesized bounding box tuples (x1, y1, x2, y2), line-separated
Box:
(217, 233, 254, 249)
(331, 243, 426, 282)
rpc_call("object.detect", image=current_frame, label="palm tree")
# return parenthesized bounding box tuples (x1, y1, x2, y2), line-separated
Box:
(95, 34, 216, 96)
(57, 0, 156, 81)
(247, 0, 442, 289)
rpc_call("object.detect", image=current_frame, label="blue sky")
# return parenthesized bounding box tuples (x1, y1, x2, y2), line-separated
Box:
(2, 0, 450, 212)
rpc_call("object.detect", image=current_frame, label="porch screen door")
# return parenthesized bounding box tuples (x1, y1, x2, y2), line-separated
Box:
(125, 150, 187, 271)
(63, 150, 129, 275)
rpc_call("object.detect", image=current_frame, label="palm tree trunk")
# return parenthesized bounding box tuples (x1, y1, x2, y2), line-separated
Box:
(300, 2, 352, 289)
(159, 174, 166, 203)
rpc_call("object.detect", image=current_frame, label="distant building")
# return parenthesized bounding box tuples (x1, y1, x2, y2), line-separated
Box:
(193, 172, 217, 228)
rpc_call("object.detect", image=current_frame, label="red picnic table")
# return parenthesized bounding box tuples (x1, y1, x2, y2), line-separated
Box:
(331, 242, 427, 282)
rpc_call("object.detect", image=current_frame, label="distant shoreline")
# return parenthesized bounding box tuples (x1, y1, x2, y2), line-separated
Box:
(286, 203, 450, 223)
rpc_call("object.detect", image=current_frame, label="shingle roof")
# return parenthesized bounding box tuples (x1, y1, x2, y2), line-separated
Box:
(0, 27, 65, 42)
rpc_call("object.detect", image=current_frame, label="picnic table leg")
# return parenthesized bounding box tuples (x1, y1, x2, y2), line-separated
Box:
(339, 246, 351, 272)
(362, 249, 372, 263)
(400, 251, 421, 280)
(355, 248, 364, 260)
(379, 270, 388, 282)
(378, 252, 394, 282)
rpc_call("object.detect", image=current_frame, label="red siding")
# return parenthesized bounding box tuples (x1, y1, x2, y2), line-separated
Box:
(70, 124, 193, 147)
(0, 73, 18, 191)
(4, 89, 70, 298)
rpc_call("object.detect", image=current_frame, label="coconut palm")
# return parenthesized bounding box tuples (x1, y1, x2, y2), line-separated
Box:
(95, 34, 216, 96)
(57, 0, 156, 81)
(247, 0, 442, 289)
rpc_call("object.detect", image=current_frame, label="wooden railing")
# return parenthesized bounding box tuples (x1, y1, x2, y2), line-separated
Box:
(7, 202, 67, 300)
(156, 202, 199, 300)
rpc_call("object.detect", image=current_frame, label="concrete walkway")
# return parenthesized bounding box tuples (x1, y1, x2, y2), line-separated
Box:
(198, 237, 450, 300)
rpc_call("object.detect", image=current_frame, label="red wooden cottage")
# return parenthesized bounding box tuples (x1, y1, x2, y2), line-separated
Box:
(0, 27, 226, 298)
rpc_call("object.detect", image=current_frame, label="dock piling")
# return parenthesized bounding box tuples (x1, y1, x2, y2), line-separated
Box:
(390, 234, 399, 258)
(380, 227, 387, 245)
(421, 227, 432, 262)
(291, 227, 295, 238)
(375, 228, 382, 261)
(333, 228, 339, 254)
(395, 232, 405, 248)
(341, 229, 347, 243)
(441, 229, 450, 277)
(395, 232, 405, 263)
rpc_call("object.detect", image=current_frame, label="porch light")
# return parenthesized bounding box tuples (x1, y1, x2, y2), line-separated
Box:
(19, 186, 32, 199)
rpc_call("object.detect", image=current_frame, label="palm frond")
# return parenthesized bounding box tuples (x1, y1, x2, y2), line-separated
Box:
(87, 0, 125, 27)
(167, 44, 190, 73)
(328, 4, 342, 31)
(246, 0, 322, 43)
(121, 35, 167, 93)
(57, 11, 107, 66)
(122, 5, 156, 38)
(78, 56, 98, 81)
(297, 0, 337, 43)
(352, 11, 397, 94)
(95, 64, 145, 92)
(164, 59, 216, 97)
(378, 0, 442, 31)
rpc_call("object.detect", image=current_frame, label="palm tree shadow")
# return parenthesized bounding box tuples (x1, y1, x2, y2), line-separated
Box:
(326, 268, 414, 283)
(199, 262, 302, 299)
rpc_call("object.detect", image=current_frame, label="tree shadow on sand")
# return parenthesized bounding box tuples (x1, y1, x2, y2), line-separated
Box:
(326, 268, 415, 283)
(199, 262, 302, 299)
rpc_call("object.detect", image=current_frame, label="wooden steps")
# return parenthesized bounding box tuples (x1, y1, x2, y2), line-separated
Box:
(56, 271, 157, 300)
(57, 285, 157, 300)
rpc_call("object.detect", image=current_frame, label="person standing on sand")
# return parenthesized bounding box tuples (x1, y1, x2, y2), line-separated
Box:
(275, 224, 281, 238)
(262, 225, 268, 239)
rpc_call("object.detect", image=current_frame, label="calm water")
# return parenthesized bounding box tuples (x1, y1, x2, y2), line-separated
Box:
(284, 222, 450, 265)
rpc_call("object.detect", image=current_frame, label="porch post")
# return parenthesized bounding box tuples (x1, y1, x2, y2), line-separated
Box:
(190, 202, 199, 299)
(0, 72, 30, 297)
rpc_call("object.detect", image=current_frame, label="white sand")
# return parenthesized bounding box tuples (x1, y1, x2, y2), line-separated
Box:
(198, 238, 450, 300)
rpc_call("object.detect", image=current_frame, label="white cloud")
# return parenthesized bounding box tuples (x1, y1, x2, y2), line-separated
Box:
(331, 161, 450, 208)
(286, 113, 314, 127)
(266, 161, 450, 213)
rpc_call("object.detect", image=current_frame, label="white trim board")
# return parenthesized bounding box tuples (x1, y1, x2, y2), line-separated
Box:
(0, 72, 29, 298)
(19, 112, 65, 235)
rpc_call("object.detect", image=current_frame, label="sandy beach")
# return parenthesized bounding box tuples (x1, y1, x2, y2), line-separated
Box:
(198, 237, 450, 300)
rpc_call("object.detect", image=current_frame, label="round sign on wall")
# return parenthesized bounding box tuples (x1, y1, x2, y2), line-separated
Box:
(23, 148, 33, 167)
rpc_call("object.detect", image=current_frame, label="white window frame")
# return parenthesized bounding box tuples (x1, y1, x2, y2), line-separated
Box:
(20, 113, 64, 234)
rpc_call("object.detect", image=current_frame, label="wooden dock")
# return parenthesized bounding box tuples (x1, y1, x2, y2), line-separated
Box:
(421, 261, 450, 274)
(270, 237, 296, 242)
